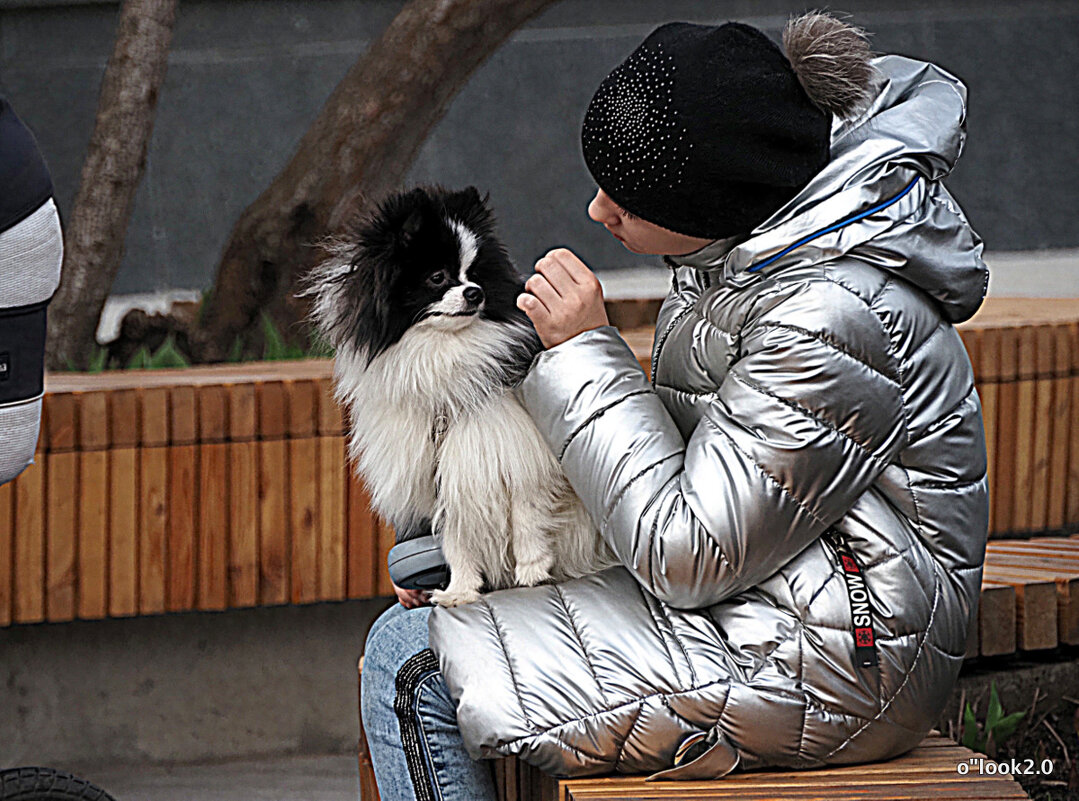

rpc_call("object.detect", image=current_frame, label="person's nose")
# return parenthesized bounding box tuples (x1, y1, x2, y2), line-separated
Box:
(588, 189, 620, 226)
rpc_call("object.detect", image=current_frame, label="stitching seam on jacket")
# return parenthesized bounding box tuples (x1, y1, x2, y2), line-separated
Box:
(639, 468, 736, 598)
(652, 302, 699, 381)
(754, 322, 901, 386)
(653, 382, 720, 399)
(636, 583, 684, 686)
(558, 388, 652, 461)
(821, 272, 926, 555)
(658, 694, 704, 732)
(554, 585, 611, 708)
(797, 627, 809, 760)
(482, 598, 541, 733)
(868, 275, 893, 307)
(903, 319, 948, 364)
(727, 370, 892, 466)
(604, 450, 682, 523)
(497, 668, 885, 754)
(701, 415, 830, 530)
(905, 382, 977, 445)
(924, 637, 967, 660)
(655, 597, 700, 687)
(612, 701, 647, 770)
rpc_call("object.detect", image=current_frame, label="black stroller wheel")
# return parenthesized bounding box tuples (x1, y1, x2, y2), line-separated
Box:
(0, 767, 117, 801)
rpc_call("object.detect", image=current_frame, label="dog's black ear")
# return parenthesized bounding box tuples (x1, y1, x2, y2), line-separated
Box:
(399, 206, 425, 245)
(452, 185, 486, 208)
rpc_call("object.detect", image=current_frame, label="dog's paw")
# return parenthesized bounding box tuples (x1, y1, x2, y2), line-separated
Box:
(515, 562, 553, 588)
(430, 588, 481, 608)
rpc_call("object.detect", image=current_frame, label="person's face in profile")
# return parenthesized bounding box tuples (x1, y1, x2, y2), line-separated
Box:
(588, 188, 714, 256)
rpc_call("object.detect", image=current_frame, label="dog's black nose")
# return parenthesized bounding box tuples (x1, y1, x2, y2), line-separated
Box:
(463, 286, 484, 305)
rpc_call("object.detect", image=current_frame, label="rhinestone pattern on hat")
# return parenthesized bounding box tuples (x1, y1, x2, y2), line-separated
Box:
(582, 41, 691, 196)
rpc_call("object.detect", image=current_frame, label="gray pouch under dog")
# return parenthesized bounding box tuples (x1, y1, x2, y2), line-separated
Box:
(0, 198, 62, 485)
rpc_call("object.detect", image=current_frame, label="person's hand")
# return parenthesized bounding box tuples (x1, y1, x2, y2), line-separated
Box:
(518, 248, 610, 349)
(392, 580, 432, 609)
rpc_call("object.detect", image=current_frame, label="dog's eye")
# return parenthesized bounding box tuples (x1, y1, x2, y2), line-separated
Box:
(427, 271, 449, 287)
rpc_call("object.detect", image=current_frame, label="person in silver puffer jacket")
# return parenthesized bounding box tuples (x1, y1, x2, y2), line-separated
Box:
(425, 14, 990, 783)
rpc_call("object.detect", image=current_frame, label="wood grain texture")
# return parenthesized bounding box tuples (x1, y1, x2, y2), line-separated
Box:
(13, 453, 45, 623)
(43, 393, 78, 621)
(77, 390, 110, 618)
(45, 450, 78, 621)
(1067, 323, 1079, 527)
(347, 468, 379, 599)
(289, 437, 319, 604)
(138, 445, 168, 615)
(993, 328, 1019, 536)
(198, 385, 229, 610)
(166, 443, 197, 611)
(108, 446, 139, 617)
(0, 482, 13, 626)
(258, 439, 289, 605)
(227, 439, 259, 607)
(982, 566, 1058, 651)
(973, 329, 998, 536)
(197, 443, 228, 611)
(977, 582, 1016, 658)
(1011, 327, 1036, 532)
(257, 380, 289, 605)
(319, 436, 347, 601)
(78, 449, 109, 619)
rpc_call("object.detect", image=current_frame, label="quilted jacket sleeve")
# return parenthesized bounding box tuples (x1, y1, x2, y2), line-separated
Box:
(519, 294, 908, 609)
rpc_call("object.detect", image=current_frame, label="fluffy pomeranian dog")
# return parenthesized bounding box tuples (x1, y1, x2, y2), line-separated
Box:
(302, 185, 618, 607)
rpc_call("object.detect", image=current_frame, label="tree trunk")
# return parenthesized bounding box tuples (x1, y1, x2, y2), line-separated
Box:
(45, 0, 178, 370)
(187, 0, 560, 362)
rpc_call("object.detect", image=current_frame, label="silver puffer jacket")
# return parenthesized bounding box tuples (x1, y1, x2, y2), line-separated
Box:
(428, 54, 989, 780)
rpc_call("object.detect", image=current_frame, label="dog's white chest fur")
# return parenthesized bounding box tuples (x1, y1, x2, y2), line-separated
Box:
(334, 318, 617, 606)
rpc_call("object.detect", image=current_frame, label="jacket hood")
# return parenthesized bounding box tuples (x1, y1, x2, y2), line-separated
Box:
(668, 55, 988, 324)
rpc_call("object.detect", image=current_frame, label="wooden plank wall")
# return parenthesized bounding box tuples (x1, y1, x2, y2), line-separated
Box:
(0, 373, 388, 625)
(1, 307, 1077, 628)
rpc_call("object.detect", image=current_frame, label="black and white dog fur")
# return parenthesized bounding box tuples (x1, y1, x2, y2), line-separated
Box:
(303, 185, 617, 607)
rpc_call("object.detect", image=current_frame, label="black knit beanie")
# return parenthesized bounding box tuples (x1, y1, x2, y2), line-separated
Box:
(581, 13, 877, 239)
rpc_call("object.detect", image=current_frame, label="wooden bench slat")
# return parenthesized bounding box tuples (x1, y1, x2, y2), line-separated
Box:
(976, 581, 1017, 657)
(0, 481, 13, 626)
(982, 565, 1059, 650)
(318, 435, 347, 601)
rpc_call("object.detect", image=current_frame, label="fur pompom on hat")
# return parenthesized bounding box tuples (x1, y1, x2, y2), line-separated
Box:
(581, 11, 878, 239)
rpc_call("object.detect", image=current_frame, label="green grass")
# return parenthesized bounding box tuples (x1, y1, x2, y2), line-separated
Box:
(59, 312, 335, 373)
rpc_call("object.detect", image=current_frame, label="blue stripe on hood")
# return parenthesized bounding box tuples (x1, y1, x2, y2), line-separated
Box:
(746, 177, 922, 274)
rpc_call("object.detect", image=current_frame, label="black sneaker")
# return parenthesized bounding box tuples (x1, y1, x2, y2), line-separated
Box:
(387, 522, 451, 591)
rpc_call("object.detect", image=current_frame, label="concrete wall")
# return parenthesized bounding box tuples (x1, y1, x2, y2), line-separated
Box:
(1, 596, 393, 765)
(1, 0, 1076, 295)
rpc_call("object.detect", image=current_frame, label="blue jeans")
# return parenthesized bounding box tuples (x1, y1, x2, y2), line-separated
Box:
(361, 602, 498, 801)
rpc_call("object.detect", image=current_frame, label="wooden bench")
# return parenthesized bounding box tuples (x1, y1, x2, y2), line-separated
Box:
(2, 297, 1077, 630)
(972, 535, 1079, 656)
(356, 660, 1030, 801)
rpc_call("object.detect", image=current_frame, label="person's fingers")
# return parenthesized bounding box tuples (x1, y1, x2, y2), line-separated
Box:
(535, 250, 579, 290)
(517, 293, 551, 334)
(547, 248, 591, 284)
(517, 290, 546, 316)
(524, 273, 561, 310)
